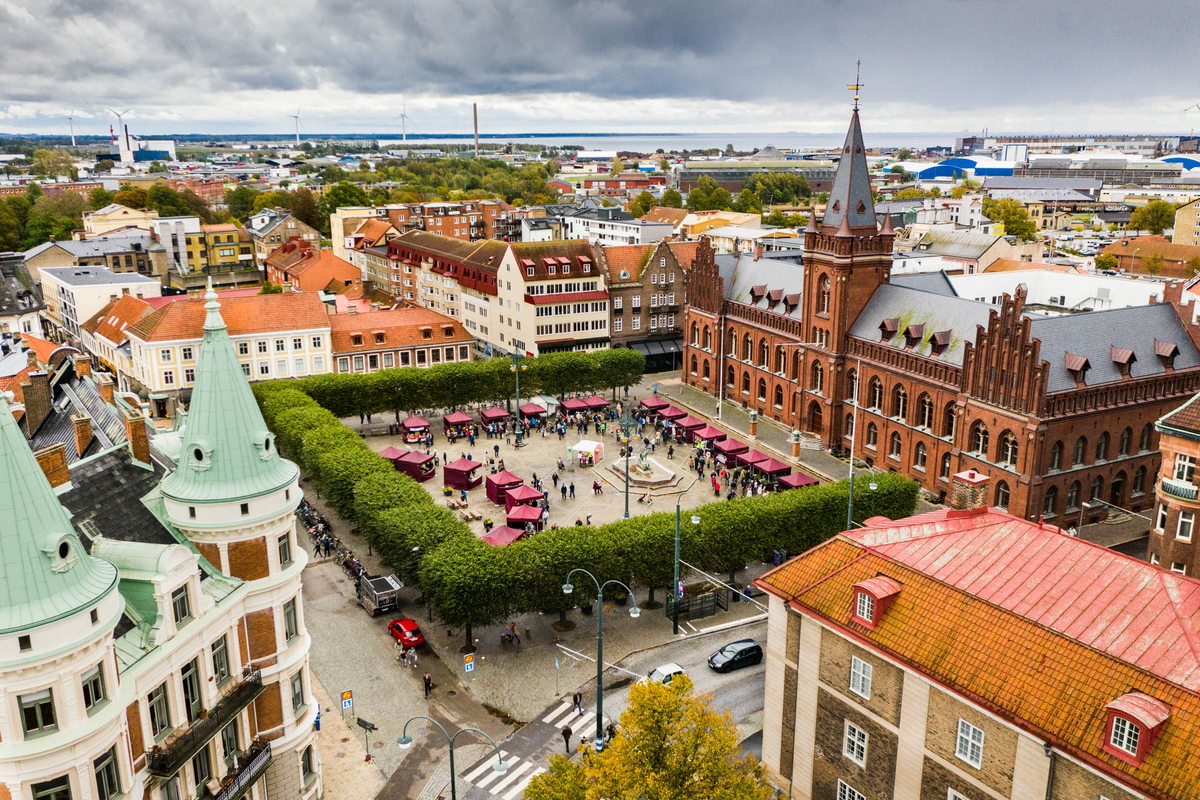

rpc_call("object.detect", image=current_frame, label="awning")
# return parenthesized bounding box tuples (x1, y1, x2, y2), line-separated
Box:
(379, 446, 404, 461)
(583, 395, 609, 409)
(507, 504, 543, 523)
(714, 438, 748, 455)
(639, 397, 669, 411)
(659, 406, 687, 420)
(482, 526, 526, 546)
(480, 407, 510, 422)
(692, 425, 727, 441)
(402, 416, 430, 430)
(445, 457, 481, 473)
(754, 457, 792, 475)
(443, 411, 473, 426)
(779, 472, 818, 489)
(560, 398, 588, 412)
(398, 450, 435, 466)
(518, 402, 547, 416)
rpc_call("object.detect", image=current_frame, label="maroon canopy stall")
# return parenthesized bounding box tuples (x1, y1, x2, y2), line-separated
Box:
(485, 470, 523, 505)
(639, 396, 669, 413)
(676, 415, 706, 441)
(506, 503, 544, 531)
(443, 411, 473, 435)
(659, 405, 687, 421)
(736, 449, 772, 468)
(504, 483, 545, 512)
(583, 395, 609, 409)
(754, 457, 792, 476)
(396, 450, 436, 482)
(443, 457, 482, 489)
(559, 398, 587, 413)
(480, 407, 510, 423)
(691, 425, 727, 444)
(518, 402, 547, 419)
(378, 446, 404, 464)
(778, 472, 819, 490)
(481, 525, 526, 546)
(714, 438, 749, 456)
(401, 416, 430, 443)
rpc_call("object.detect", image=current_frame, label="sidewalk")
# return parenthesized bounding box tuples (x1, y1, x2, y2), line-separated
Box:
(309, 676, 386, 800)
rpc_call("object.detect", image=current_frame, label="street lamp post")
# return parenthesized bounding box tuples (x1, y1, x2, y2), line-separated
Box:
(563, 569, 641, 748)
(509, 354, 527, 447)
(396, 716, 507, 800)
(619, 408, 637, 519)
(673, 493, 701, 635)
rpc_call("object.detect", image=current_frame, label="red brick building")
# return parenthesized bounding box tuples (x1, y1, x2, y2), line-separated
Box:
(1149, 394, 1200, 576)
(382, 200, 527, 242)
(683, 110, 1200, 522)
(264, 238, 359, 293)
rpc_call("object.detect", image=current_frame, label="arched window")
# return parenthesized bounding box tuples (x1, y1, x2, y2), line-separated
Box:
(940, 453, 952, 479)
(1066, 481, 1081, 509)
(792, 350, 802, 379)
(702, 326, 711, 349)
(1132, 465, 1147, 494)
(846, 369, 858, 403)
(892, 385, 908, 420)
(773, 385, 784, 408)
(999, 431, 1019, 466)
(819, 274, 831, 314)
(758, 338, 769, 367)
(727, 365, 736, 386)
(942, 403, 956, 438)
(890, 432, 903, 458)
(1119, 427, 1132, 456)
(727, 328, 738, 355)
(690, 355, 698, 375)
(845, 413, 855, 439)
(742, 333, 753, 360)
(1043, 485, 1058, 516)
(868, 378, 884, 409)
(915, 442, 928, 468)
(811, 362, 824, 392)
(741, 371, 750, 393)
(866, 422, 879, 447)
(1140, 423, 1153, 451)
(689, 321, 698, 345)
(1073, 436, 1087, 466)
(917, 394, 934, 429)
(1049, 441, 1064, 470)
(1095, 432, 1110, 461)
(970, 422, 989, 455)
(775, 346, 786, 374)
(1090, 475, 1104, 501)
(703, 360, 711, 380)
(757, 378, 767, 400)
(995, 481, 1011, 510)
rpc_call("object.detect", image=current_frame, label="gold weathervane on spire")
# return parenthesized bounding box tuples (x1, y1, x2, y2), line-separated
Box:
(846, 60, 863, 110)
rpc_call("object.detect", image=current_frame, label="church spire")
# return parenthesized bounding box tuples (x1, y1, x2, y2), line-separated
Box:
(821, 97, 877, 234)
(0, 394, 117, 634)
(160, 285, 297, 505)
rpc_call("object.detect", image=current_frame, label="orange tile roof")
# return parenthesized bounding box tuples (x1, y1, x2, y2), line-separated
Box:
(758, 507, 1200, 799)
(328, 307, 472, 354)
(0, 364, 34, 405)
(603, 245, 654, 282)
(1103, 235, 1200, 264)
(353, 219, 393, 247)
(641, 206, 688, 226)
(82, 294, 155, 345)
(128, 292, 331, 342)
(984, 258, 1079, 273)
(18, 334, 62, 365)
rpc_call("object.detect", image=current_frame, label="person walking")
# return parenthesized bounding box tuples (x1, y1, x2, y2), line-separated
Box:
(569, 482, 576, 499)
(395, 640, 405, 662)
(552, 473, 560, 488)
(423, 673, 433, 698)
(561, 484, 568, 500)
(572, 691, 584, 715)
(409, 648, 418, 668)
(562, 725, 573, 754)
(585, 514, 592, 526)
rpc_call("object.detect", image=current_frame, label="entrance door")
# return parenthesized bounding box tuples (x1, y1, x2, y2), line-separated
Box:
(1110, 473, 1126, 506)
(807, 401, 824, 435)
(154, 398, 168, 418)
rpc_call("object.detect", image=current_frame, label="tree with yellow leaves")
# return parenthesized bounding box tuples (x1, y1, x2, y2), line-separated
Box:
(525, 675, 772, 800)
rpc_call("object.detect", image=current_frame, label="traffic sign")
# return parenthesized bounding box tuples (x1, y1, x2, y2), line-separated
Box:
(341, 690, 353, 710)
(465, 662, 474, 673)
(464, 653, 475, 673)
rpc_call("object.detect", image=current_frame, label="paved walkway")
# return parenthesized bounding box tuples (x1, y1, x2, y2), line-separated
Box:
(309, 675, 386, 800)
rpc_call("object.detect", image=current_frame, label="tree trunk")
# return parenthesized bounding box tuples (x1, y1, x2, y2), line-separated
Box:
(558, 610, 567, 625)
(465, 623, 473, 650)
(647, 585, 656, 604)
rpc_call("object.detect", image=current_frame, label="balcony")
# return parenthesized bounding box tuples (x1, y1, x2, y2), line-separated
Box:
(1161, 478, 1199, 502)
(213, 741, 272, 800)
(147, 670, 265, 776)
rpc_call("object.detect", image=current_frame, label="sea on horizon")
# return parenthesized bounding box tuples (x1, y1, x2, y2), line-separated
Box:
(375, 131, 960, 153)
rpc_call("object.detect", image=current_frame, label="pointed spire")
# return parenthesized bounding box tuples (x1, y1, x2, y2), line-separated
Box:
(805, 212, 819, 234)
(0, 394, 116, 633)
(160, 292, 297, 505)
(836, 212, 852, 238)
(820, 110, 877, 234)
(880, 210, 894, 235)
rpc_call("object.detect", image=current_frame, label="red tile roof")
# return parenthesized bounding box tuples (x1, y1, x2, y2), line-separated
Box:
(328, 307, 471, 354)
(82, 294, 155, 345)
(128, 292, 331, 342)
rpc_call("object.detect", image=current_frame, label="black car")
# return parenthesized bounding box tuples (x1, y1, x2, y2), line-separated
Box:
(707, 639, 763, 673)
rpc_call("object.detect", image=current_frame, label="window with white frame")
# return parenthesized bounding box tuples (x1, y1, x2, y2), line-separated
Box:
(849, 656, 872, 699)
(855, 592, 874, 621)
(836, 780, 865, 800)
(1178, 511, 1194, 541)
(1157, 504, 1168, 532)
(843, 721, 868, 766)
(948, 791, 969, 800)
(1175, 454, 1196, 482)
(1171, 562, 1186, 574)
(1110, 716, 1140, 755)
(955, 719, 985, 768)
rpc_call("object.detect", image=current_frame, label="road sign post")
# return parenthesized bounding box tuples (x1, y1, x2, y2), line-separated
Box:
(464, 653, 475, 674)
(356, 717, 377, 761)
(340, 690, 353, 719)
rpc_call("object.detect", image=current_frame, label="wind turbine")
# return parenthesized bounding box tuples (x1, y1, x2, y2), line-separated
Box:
(288, 108, 301, 146)
(105, 107, 132, 151)
(67, 106, 77, 147)
(396, 98, 414, 144)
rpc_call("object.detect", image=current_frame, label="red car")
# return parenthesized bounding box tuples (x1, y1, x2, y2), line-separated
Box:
(388, 618, 425, 647)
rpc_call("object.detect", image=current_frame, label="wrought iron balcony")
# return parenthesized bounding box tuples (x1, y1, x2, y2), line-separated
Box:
(214, 741, 272, 800)
(147, 669, 265, 776)
(1161, 478, 1199, 502)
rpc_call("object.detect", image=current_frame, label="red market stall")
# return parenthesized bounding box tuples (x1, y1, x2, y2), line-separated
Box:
(396, 450, 436, 482)
(676, 415, 707, 441)
(443, 411, 474, 436)
(485, 470, 523, 505)
(778, 472, 819, 490)
(443, 457, 483, 489)
(691, 425, 727, 444)
(518, 402, 547, 420)
(753, 457, 792, 477)
(559, 397, 588, 414)
(639, 396, 669, 414)
(583, 395, 609, 410)
(504, 483, 545, 513)
(735, 449, 772, 468)
(713, 438, 749, 464)
(401, 416, 430, 443)
(659, 405, 687, 421)
(480, 407, 510, 424)
(379, 446, 405, 465)
(506, 503, 544, 531)
(482, 525, 526, 546)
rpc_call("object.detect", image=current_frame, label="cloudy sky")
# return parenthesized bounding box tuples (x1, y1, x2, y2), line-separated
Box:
(2, 0, 1198, 139)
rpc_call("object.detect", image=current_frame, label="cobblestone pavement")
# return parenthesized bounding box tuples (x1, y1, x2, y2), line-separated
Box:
(308, 675, 386, 800)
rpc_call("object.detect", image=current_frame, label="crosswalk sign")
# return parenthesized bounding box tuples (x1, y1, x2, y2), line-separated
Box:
(341, 690, 353, 710)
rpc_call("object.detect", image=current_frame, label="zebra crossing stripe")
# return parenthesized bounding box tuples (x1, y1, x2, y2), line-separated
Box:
(489, 761, 534, 794)
(540, 702, 570, 724)
(463, 751, 509, 783)
(503, 768, 546, 800)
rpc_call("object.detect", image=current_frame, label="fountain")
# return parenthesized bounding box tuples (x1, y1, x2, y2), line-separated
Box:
(606, 445, 683, 489)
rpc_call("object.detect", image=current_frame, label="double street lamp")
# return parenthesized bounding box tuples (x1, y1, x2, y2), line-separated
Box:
(618, 408, 637, 519)
(509, 354, 527, 447)
(397, 716, 507, 800)
(673, 492, 701, 635)
(563, 568, 640, 749)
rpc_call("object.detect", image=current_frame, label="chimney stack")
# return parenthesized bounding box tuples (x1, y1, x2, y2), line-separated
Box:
(75, 354, 92, 378)
(950, 469, 991, 511)
(19, 372, 51, 434)
(753, 245, 763, 262)
(123, 407, 151, 465)
(26, 348, 38, 368)
(71, 413, 93, 457)
(34, 443, 71, 488)
(96, 373, 115, 405)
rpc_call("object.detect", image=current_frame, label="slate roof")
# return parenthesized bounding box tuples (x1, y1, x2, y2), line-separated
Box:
(59, 447, 178, 547)
(0, 253, 42, 318)
(849, 282, 992, 366)
(24, 235, 164, 260)
(27, 358, 131, 463)
(820, 110, 877, 232)
(719, 252, 805, 321)
(888, 272, 959, 297)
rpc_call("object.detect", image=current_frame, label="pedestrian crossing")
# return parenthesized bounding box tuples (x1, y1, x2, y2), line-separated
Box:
(460, 704, 599, 799)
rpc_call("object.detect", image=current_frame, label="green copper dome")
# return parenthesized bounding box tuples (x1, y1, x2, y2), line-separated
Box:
(0, 395, 118, 634)
(160, 285, 298, 504)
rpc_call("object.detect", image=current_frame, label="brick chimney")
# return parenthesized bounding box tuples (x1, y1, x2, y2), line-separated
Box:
(123, 407, 151, 465)
(71, 414, 93, 457)
(96, 373, 115, 404)
(75, 354, 92, 378)
(753, 245, 763, 262)
(19, 372, 51, 434)
(34, 443, 71, 488)
(26, 349, 38, 368)
(950, 469, 991, 511)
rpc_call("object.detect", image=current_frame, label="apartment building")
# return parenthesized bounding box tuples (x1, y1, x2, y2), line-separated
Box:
(25, 234, 169, 284)
(330, 307, 474, 374)
(246, 209, 320, 263)
(264, 240, 358, 293)
(1175, 199, 1200, 247)
(39, 266, 161, 341)
(561, 207, 673, 246)
(757, 470, 1200, 800)
(1149, 393, 1200, 576)
(0, 251, 42, 336)
(81, 203, 159, 236)
(598, 241, 698, 371)
(79, 293, 155, 387)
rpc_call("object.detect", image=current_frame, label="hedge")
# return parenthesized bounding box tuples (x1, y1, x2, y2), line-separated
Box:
(253, 378, 919, 645)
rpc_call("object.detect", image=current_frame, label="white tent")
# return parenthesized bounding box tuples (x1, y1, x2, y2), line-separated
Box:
(570, 439, 604, 464)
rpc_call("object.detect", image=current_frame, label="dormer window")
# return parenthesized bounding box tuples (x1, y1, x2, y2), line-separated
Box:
(879, 318, 899, 342)
(1102, 693, 1170, 766)
(849, 576, 901, 629)
(351, 334, 364, 347)
(374, 332, 385, 344)
(1111, 345, 1136, 378)
(903, 324, 924, 350)
(1155, 338, 1179, 370)
(1065, 353, 1091, 386)
(930, 330, 952, 358)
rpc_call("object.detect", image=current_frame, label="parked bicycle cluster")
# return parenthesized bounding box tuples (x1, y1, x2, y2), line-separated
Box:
(296, 499, 365, 580)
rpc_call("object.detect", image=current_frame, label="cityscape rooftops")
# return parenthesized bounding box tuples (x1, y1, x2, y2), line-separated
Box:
(39, 266, 160, 286)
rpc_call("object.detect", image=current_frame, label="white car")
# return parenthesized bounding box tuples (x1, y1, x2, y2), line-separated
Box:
(646, 663, 687, 684)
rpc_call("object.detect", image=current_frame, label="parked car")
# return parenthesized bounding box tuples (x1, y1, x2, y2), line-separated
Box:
(646, 663, 687, 684)
(708, 639, 764, 673)
(387, 618, 425, 648)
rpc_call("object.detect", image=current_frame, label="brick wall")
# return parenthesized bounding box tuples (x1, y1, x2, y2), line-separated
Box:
(818, 627, 904, 726)
(228, 537, 269, 581)
(34, 443, 71, 487)
(920, 757, 992, 800)
(925, 687, 1018, 796)
(253, 681, 285, 738)
(195, 542, 221, 572)
(240, 608, 277, 662)
(264, 750, 302, 800)
(812, 688, 899, 800)
(1050, 755, 1138, 800)
(126, 701, 145, 761)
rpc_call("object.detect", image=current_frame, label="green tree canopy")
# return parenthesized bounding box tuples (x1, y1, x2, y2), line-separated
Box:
(660, 188, 683, 208)
(981, 197, 1039, 241)
(733, 188, 761, 214)
(1129, 200, 1177, 236)
(226, 185, 259, 222)
(317, 182, 372, 232)
(112, 186, 148, 209)
(32, 149, 76, 179)
(88, 187, 116, 210)
(1094, 252, 1118, 271)
(627, 190, 657, 218)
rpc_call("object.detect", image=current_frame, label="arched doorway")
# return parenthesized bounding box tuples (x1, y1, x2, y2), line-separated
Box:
(807, 400, 824, 435)
(1110, 471, 1126, 506)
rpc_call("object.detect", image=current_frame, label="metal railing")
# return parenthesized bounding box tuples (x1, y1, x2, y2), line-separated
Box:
(147, 670, 265, 776)
(214, 742, 272, 800)
(1161, 477, 1199, 502)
